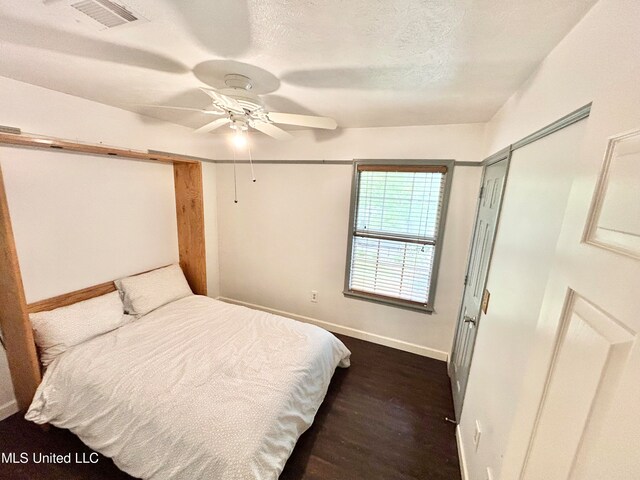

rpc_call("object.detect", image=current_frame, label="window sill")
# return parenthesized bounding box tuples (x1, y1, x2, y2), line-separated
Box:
(343, 290, 434, 314)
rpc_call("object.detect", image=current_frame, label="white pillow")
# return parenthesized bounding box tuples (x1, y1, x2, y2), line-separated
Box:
(30, 291, 129, 367)
(115, 264, 193, 317)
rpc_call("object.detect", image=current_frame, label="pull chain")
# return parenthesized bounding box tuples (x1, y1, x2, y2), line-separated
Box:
(248, 137, 256, 183)
(232, 143, 238, 204)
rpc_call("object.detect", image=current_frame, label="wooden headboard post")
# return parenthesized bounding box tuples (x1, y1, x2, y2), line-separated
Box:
(174, 162, 207, 295)
(0, 163, 42, 410)
(0, 132, 208, 411)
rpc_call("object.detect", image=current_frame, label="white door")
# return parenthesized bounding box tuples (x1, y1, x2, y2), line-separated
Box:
(450, 158, 508, 419)
(501, 125, 640, 479)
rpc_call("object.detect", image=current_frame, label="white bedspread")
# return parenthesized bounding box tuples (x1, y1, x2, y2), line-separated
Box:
(26, 296, 351, 479)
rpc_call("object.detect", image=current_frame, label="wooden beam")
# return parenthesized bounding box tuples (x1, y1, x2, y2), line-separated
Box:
(0, 163, 41, 411)
(27, 281, 117, 314)
(174, 162, 207, 295)
(0, 132, 198, 165)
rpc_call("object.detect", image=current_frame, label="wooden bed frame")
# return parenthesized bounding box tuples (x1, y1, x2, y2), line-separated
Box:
(0, 132, 207, 411)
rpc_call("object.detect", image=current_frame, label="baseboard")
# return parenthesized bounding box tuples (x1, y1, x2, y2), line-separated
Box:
(0, 399, 18, 421)
(217, 297, 448, 362)
(456, 425, 469, 480)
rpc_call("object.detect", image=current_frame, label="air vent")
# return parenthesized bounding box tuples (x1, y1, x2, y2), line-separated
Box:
(71, 0, 138, 28)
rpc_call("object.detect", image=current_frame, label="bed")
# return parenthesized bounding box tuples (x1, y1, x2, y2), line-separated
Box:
(25, 294, 351, 479)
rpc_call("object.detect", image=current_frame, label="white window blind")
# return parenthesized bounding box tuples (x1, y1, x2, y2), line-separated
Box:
(346, 164, 448, 308)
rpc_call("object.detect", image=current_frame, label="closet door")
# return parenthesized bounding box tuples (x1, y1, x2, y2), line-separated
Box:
(450, 157, 508, 419)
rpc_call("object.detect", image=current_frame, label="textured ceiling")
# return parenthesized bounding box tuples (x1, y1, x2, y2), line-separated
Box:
(0, 0, 597, 131)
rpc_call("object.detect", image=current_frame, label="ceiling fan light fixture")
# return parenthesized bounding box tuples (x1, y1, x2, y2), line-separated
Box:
(230, 119, 249, 132)
(232, 130, 247, 149)
(230, 119, 249, 149)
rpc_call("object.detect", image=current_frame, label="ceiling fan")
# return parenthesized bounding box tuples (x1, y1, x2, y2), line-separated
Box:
(144, 74, 337, 141)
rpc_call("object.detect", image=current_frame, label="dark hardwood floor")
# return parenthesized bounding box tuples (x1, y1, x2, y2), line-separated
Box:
(0, 335, 460, 480)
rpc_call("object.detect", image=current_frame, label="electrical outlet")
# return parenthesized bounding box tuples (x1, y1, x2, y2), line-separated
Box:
(473, 420, 482, 452)
(310, 290, 318, 303)
(485, 467, 494, 480)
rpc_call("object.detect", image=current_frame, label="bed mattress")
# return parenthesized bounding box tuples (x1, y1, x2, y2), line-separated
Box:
(26, 295, 351, 479)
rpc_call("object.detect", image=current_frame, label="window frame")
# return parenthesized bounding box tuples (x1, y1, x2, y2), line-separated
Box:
(343, 159, 455, 313)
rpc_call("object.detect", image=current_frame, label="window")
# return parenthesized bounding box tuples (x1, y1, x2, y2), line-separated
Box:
(344, 160, 453, 312)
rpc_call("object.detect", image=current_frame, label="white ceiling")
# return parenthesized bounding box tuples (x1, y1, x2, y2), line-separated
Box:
(0, 0, 597, 131)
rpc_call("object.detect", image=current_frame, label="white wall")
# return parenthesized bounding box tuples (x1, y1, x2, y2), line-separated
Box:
(213, 124, 485, 358)
(459, 0, 640, 478)
(0, 76, 221, 419)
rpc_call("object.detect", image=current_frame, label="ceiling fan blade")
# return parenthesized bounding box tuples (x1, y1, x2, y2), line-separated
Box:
(267, 112, 337, 130)
(199, 87, 245, 115)
(138, 105, 224, 115)
(250, 121, 293, 140)
(194, 117, 231, 134)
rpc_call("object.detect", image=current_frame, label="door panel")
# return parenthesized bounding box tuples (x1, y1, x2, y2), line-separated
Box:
(450, 158, 508, 418)
(585, 129, 640, 258)
(521, 292, 635, 479)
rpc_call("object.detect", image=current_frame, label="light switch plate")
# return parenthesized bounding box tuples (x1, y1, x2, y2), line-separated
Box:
(482, 289, 490, 314)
